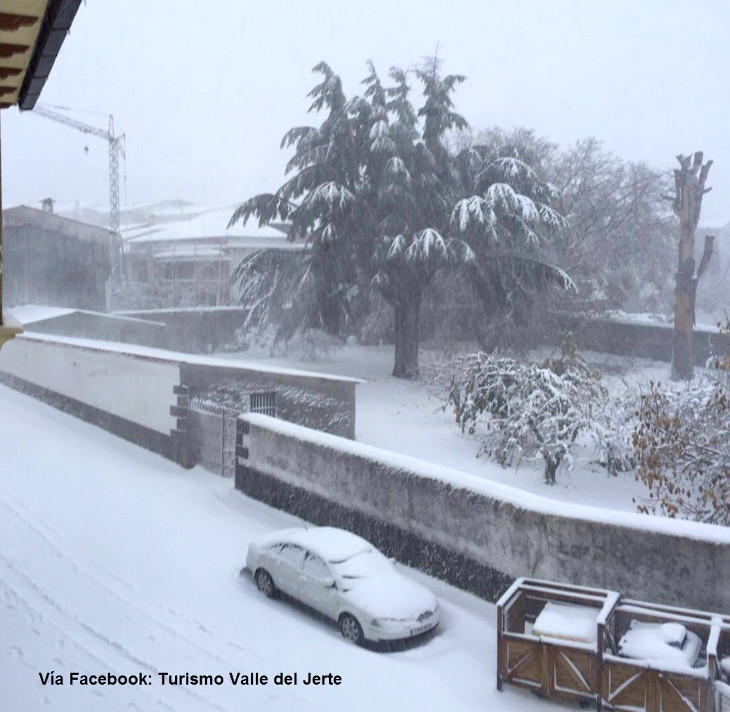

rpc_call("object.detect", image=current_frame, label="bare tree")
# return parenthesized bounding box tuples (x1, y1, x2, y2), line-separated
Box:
(669, 152, 713, 380)
(555, 138, 674, 310)
(452, 130, 676, 318)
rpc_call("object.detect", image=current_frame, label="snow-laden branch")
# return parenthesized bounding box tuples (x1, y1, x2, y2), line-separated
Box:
(445, 349, 611, 483)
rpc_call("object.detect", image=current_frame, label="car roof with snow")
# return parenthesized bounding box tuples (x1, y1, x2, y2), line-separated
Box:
(254, 527, 373, 563)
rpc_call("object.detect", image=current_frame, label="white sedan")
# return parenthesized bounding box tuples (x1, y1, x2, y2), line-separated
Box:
(245, 526, 440, 645)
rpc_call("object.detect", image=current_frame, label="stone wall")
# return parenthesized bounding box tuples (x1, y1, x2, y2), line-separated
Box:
(563, 314, 730, 366)
(183, 361, 358, 440)
(0, 335, 358, 470)
(0, 335, 180, 459)
(24, 311, 166, 348)
(15, 307, 243, 353)
(117, 307, 248, 353)
(236, 414, 730, 610)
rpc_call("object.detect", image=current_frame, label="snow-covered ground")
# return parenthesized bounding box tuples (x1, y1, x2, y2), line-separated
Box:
(0, 383, 558, 712)
(220, 343, 661, 512)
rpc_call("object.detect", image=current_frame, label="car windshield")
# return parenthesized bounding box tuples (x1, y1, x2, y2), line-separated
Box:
(329, 549, 392, 580)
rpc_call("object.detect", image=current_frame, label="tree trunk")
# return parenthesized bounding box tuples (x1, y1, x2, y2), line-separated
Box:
(315, 248, 343, 336)
(672, 250, 695, 380)
(318, 286, 342, 336)
(543, 452, 559, 485)
(392, 289, 421, 379)
(670, 152, 712, 380)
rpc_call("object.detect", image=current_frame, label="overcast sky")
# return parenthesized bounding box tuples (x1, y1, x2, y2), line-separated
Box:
(3, 0, 729, 225)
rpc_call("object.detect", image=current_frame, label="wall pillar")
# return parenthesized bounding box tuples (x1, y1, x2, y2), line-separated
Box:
(170, 384, 193, 468)
(234, 416, 250, 490)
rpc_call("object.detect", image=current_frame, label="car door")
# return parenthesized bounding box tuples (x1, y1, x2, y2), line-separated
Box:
(270, 543, 306, 596)
(297, 551, 339, 618)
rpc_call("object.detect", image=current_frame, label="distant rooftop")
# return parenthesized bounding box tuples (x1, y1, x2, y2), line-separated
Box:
(123, 204, 291, 245)
(52, 200, 301, 252)
(56, 199, 288, 233)
(3, 204, 113, 244)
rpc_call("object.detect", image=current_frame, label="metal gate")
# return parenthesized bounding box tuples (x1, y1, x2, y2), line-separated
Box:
(188, 397, 239, 477)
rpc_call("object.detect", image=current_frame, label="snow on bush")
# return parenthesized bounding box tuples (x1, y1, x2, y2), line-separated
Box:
(633, 318, 730, 524)
(446, 342, 607, 483)
(634, 371, 729, 524)
(591, 385, 638, 476)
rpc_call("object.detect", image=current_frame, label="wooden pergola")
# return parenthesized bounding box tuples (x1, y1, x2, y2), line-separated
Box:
(0, 0, 82, 349)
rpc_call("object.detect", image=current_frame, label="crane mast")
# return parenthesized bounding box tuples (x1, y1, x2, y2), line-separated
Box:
(32, 105, 126, 280)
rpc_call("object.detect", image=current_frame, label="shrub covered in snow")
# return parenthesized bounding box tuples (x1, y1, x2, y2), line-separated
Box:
(591, 386, 639, 476)
(446, 343, 606, 483)
(634, 382, 729, 524)
(633, 318, 730, 524)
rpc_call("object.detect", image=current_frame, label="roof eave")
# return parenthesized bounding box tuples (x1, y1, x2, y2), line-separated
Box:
(17, 0, 83, 111)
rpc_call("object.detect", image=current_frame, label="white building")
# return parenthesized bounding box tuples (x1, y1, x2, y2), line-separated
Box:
(104, 202, 300, 308)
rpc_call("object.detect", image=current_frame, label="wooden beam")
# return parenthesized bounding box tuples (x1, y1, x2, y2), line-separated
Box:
(0, 108, 3, 324)
(0, 42, 29, 59)
(0, 12, 38, 32)
(0, 67, 22, 80)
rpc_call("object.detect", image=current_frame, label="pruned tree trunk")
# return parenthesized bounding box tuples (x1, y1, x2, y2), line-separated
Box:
(392, 289, 421, 379)
(670, 152, 712, 380)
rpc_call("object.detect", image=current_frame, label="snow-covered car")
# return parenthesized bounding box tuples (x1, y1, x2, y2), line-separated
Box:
(245, 526, 440, 645)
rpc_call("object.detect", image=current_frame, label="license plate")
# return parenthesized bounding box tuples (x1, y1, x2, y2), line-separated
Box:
(409, 622, 432, 636)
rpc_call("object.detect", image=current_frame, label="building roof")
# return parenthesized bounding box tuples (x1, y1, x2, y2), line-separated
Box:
(121, 204, 306, 263)
(3, 204, 113, 244)
(124, 204, 289, 244)
(0, 0, 83, 110)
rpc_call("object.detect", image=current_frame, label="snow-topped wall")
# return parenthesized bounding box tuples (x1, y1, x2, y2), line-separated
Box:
(236, 414, 730, 611)
(117, 308, 248, 354)
(563, 314, 730, 365)
(18, 308, 166, 349)
(0, 334, 181, 458)
(182, 360, 357, 439)
(0, 335, 358, 466)
(0, 335, 179, 433)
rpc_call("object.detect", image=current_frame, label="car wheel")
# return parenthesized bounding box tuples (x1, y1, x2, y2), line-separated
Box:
(255, 569, 276, 598)
(339, 613, 364, 644)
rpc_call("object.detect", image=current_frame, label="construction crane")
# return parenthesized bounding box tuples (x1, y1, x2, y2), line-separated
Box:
(32, 104, 126, 281)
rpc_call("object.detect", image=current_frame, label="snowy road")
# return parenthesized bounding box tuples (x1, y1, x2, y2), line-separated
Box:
(0, 383, 556, 712)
